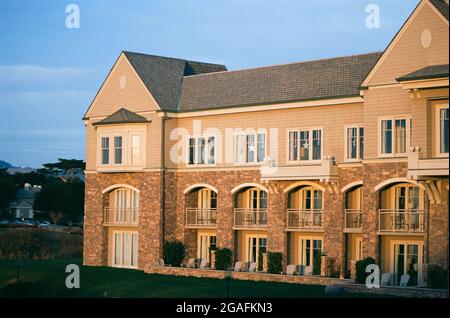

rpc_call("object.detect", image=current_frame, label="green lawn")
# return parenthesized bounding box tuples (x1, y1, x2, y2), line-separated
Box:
(0, 258, 338, 298)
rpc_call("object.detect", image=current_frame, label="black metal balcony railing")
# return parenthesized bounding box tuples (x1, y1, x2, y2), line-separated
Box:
(185, 208, 217, 228)
(344, 209, 362, 230)
(378, 209, 425, 233)
(104, 207, 139, 226)
(287, 209, 323, 230)
(234, 208, 267, 228)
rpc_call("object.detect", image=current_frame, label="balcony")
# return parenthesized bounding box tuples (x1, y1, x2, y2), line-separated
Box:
(344, 209, 362, 232)
(185, 208, 217, 228)
(234, 208, 267, 229)
(408, 147, 449, 180)
(378, 209, 425, 234)
(104, 207, 139, 226)
(261, 156, 338, 182)
(287, 209, 323, 231)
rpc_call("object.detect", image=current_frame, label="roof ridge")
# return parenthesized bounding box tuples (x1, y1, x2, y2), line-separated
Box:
(183, 51, 383, 79)
(122, 50, 226, 67)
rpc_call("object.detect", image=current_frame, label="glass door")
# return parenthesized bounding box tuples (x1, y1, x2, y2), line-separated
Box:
(198, 234, 216, 261)
(113, 231, 138, 268)
(246, 235, 267, 265)
(392, 242, 422, 286)
(299, 238, 323, 270)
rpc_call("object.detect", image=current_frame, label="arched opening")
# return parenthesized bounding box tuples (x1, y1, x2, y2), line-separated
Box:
(233, 185, 268, 269)
(103, 186, 139, 226)
(102, 185, 139, 270)
(342, 183, 364, 278)
(184, 185, 218, 266)
(377, 181, 426, 287)
(286, 185, 323, 230)
(285, 184, 324, 276)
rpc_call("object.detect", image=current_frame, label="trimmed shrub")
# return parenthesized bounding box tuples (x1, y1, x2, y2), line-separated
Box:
(163, 240, 185, 267)
(355, 257, 376, 284)
(257, 248, 264, 272)
(427, 265, 448, 289)
(313, 253, 322, 275)
(267, 252, 283, 274)
(215, 248, 232, 270)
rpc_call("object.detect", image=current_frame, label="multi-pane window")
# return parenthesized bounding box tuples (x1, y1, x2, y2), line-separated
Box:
(380, 117, 409, 156)
(208, 137, 215, 164)
(288, 128, 323, 162)
(188, 136, 215, 165)
(288, 131, 298, 161)
(247, 134, 255, 163)
(98, 130, 145, 167)
(439, 106, 449, 155)
(114, 136, 123, 164)
(346, 126, 364, 161)
(114, 232, 138, 268)
(101, 137, 109, 165)
(257, 133, 266, 163)
(235, 132, 266, 164)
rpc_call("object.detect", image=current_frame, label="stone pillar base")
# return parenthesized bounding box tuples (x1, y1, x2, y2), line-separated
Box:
(210, 250, 216, 270)
(262, 253, 268, 273)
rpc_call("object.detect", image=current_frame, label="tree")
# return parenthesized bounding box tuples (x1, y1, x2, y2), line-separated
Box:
(0, 169, 17, 215)
(39, 158, 85, 182)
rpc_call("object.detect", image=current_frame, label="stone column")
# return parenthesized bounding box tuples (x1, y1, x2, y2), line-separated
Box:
(217, 188, 234, 252)
(427, 179, 449, 269)
(323, 183, 344, 271)
(83, 174, 108, 266)
(210, 250, 217, 269)
(262, 253, 268, 272)
(362, 183, 379, 261)
(267, 182, 287, 269)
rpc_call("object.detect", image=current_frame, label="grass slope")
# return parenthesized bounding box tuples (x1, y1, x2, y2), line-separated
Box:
(0, 259, 331, 298)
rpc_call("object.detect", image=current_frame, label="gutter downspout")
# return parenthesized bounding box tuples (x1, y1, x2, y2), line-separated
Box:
(160, 112, 168, 253)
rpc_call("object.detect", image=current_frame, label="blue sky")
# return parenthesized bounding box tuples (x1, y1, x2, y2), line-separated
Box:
(0, 0, 419, 168)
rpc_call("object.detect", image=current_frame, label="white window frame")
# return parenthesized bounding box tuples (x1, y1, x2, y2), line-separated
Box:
(436, 104, 449, 157)
(113, 133, 125, 166)
(378, 115, 411, 158)
(286, 127, 323, 164)
(186, 134, 217, 167)
(96, 126, 147, 170)
(244, 233, 267, 263)
(112, 230, 138, 269)
(233, 130, 267, 165)
(344, 124, 364, 162)
(100, 135, 110, 166)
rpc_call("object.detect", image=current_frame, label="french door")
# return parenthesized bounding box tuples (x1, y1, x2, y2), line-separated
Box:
(197, 234, 216, 261)
(390, 241, 423, 286)
(299, 238, 323, 268)
(246, 235, 267, 264)
(198, 189, 217, 223)
(113, 231, 138, 268)
(114, 189, 139, 223)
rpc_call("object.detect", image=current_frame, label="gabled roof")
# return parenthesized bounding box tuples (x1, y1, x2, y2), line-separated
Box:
(178, 52, 382, 111)
(123, 51, 227, 111)
(361, 0, 449, 87)
(397, 64, 449, 81)
(430, 0, 449, 20)
(93, 108, 150, 125)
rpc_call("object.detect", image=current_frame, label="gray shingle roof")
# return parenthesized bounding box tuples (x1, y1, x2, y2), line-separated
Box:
(123, 51, 227, 111)
(430, 0, 449, 20)
(397, 64, 449, 82)
(93, 108, 150, 125)
(177, 52, 382, 111)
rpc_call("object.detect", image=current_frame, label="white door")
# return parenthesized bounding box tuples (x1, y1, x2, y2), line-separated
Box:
(113, 231, 138, 268)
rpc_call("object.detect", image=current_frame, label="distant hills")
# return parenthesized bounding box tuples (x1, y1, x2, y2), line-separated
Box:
(0, 160, 13, 169)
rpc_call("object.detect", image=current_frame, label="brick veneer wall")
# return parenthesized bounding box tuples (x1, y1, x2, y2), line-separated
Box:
(84, 172, 163, 270)
(83, 163, 449, 277)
